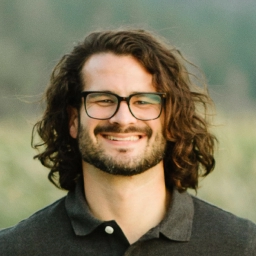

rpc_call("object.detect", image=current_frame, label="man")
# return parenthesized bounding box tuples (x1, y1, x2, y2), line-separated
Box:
(0, 29, 256, 255)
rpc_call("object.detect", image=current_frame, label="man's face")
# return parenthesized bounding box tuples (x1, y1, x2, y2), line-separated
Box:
(71, 53, 166, 176)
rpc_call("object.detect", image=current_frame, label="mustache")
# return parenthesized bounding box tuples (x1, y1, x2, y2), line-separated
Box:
(94, 124, 152, 138)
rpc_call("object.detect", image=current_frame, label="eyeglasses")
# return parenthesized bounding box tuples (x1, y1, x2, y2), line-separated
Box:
(81, 91, 166, 121)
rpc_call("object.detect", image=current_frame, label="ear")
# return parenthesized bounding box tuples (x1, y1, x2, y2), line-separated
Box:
(67, 106, 79, 139)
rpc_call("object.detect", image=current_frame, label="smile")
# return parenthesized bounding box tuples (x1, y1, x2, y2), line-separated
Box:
(105, 135, 140, 141)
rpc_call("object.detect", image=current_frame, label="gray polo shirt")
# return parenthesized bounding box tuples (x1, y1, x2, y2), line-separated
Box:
(0, 179, 256, 255)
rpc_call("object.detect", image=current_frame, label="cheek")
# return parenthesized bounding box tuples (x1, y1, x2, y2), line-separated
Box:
(149, 119, 164, 134)
(159, 113, 166, 136)
(81, 117, 102, 141)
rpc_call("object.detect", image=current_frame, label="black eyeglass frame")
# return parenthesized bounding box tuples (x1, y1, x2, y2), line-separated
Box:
(81, 91, 166, 121)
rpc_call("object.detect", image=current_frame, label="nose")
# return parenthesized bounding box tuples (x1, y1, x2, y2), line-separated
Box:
(109, 101, 137, 126)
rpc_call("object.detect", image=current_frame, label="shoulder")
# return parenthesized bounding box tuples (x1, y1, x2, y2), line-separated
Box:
(191, 195, 256, 229)
(0, 196, 67, 233)
(0, 197, 70, 255)
(191, 196, 256, 254)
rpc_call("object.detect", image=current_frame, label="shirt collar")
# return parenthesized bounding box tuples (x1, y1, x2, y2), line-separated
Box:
(65, 178, 194, 241)
(159, 189, 194, 241)
(65, 179, 104, 236)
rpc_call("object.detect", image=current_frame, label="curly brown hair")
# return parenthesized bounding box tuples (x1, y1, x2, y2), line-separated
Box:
(32, 29, 217, 192)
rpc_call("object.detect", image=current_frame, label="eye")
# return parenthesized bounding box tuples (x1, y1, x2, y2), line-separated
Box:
(96, 98, 114, 103)
(87, 93, 117, 106)
(134, 100, 152, 105)
(131, 94, 161, 106)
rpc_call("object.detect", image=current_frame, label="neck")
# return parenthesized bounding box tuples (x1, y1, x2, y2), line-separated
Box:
(82, 161, 170, 244)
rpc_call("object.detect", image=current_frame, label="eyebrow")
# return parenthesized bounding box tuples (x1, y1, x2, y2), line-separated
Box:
(93, 90, 157, 95)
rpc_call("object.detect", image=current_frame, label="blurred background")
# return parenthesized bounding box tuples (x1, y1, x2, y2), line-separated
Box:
(1, 0, 256, 228)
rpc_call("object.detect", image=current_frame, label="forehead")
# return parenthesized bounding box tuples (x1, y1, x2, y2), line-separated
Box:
(81, 53, 155, 93)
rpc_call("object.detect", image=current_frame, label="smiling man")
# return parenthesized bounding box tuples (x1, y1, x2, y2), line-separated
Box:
(75, 54, 166, 177)
(1, 29, 256, 255)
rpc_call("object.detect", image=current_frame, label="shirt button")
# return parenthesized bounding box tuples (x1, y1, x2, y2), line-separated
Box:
(105, 226, 114, 234)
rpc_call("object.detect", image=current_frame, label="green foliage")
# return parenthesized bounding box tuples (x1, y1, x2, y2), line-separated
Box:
(1, 1, 256, 118)
(195, 113, 256, 222)
(0, 119, 65, 228)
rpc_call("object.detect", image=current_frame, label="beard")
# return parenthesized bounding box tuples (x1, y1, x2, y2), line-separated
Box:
(77, 122, 166, 176)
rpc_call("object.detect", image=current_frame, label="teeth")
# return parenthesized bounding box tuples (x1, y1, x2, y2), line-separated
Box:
(106, 136, 139, 141)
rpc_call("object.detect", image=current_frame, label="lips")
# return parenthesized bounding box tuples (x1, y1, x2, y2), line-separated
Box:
(105, 135, 140, 141)
(94, 124, 152, 138)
